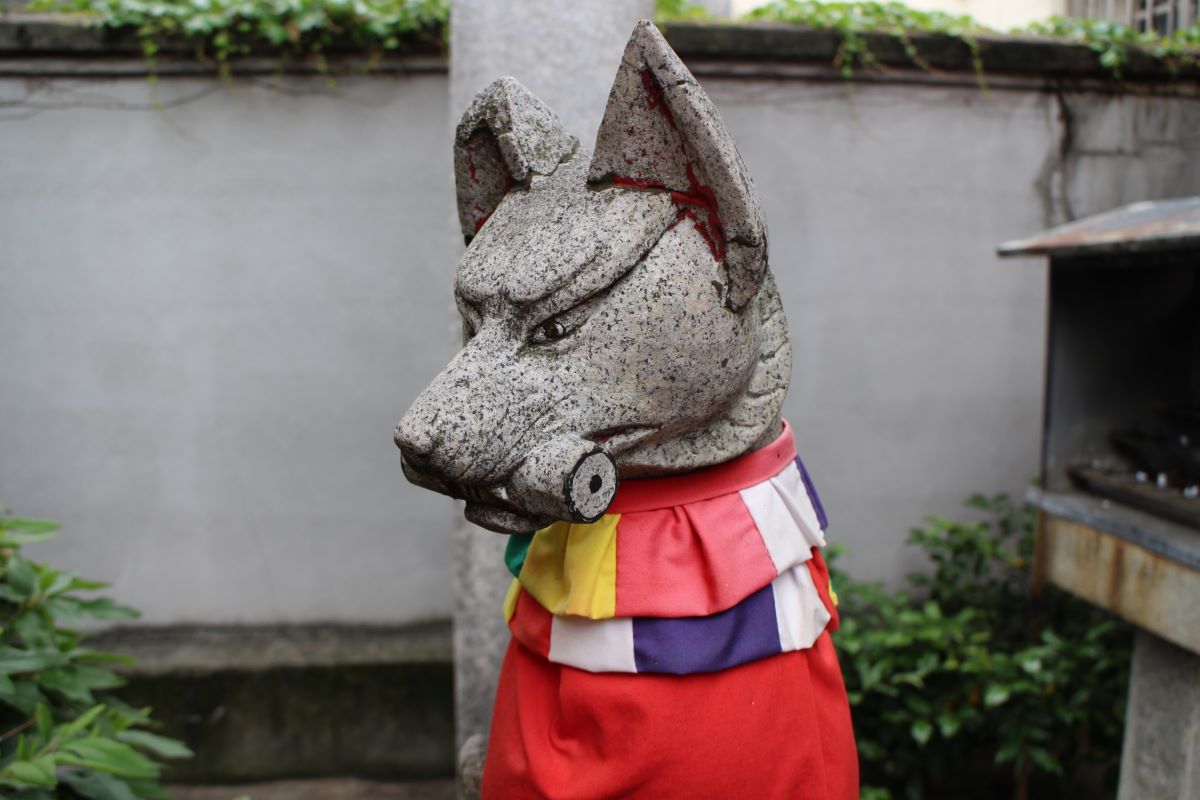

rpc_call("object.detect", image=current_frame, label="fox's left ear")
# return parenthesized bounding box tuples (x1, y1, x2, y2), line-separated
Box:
(589, 20, 767, 310)
(454, 77, 578, 245)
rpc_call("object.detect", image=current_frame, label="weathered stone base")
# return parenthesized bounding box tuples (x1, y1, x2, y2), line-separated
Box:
(169, 779, 454, 800)
(90, 623, 454, 783)
(1117, 631, 1200, 800)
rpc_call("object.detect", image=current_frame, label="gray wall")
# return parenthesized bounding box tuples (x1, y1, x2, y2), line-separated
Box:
(0, 73, 457, 625)
(710, 80, 1199, 579)
(2, 66, 1198, 625)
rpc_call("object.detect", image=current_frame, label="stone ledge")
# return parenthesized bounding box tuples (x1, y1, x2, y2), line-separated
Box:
(87, 623, 455, 783)
(89, 621, 452, 675)
(168, 779, 455, 800)
(2, 14, 1197, 84)
(662, 20, 1200, 83)
(0, 11, 446, 70)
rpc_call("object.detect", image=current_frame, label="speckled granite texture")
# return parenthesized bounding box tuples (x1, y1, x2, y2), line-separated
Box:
(393, 18, 791, 797)
(395, 19, 789, 533)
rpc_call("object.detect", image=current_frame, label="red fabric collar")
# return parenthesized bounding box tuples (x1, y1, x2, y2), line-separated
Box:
(607, 421, 796, 514)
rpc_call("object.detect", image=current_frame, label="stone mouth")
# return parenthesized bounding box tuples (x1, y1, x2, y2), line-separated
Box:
(463, 501, 550, 535)
(401, 455, 551, 534)
(586, 423, 660, 455)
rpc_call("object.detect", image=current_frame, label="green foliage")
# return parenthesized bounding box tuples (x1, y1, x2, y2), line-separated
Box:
(0, 508, 191, 800)
(652, 0, 711, 23)
(28, 0, 448, 77)
(830, 494, 1131, 800)
(22, 0, 1200, 81)
(712, 0, 1199, 80)
(744, 1, 987, 78)
(1023, 15, 1199, 76)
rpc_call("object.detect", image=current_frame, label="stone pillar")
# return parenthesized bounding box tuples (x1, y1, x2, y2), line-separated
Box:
(446, 0, 653, 787)
(1117, 631, 1200, 800)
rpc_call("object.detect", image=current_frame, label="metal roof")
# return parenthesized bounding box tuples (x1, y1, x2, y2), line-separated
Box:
(998, 196, 1200, 259)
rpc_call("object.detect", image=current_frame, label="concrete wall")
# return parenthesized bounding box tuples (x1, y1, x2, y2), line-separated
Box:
(2, 58, 1198, 625)
(0, 73, 458, 625)
(705, 78, 1200, 580)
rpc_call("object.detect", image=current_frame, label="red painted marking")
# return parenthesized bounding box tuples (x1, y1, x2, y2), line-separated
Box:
(613, 175, 666, 191)
(607, 71, 727, 262)
(671, 163, 726, 262)
(640, 69, 677, 130)
(473, 202, 489, 233)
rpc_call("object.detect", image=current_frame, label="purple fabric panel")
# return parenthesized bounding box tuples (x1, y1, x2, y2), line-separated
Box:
(632, 583, 781, 675)
(794, 456, 828, 531)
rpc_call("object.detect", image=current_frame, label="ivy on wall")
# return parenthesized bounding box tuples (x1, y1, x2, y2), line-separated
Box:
(27, 0, 448, 75)
(743, 1, 990, 78)
(20, 0, 1200, 80)
(666, 0, 1199, 79)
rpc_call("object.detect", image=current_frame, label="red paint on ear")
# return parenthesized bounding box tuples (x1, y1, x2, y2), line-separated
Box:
(473, 202, 490, 233)
(466, 130, 517, 235)
(605, 70, 727, 263)
(670, 163, 726, 262)
(613, 175, 666, 191)
(640, 69, 678, 130)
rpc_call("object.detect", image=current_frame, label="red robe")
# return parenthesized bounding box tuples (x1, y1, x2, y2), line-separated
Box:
(483, 423, 859, 799)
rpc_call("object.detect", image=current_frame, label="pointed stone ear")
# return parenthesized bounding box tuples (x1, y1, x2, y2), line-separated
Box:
(589, 20, 767, 310)
(454, 77, 578, 244)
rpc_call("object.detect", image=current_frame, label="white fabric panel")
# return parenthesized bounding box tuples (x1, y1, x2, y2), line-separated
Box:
(549, 614, 637, 673)
(772, 562, 832, 652)
(739, 462, 826, 574)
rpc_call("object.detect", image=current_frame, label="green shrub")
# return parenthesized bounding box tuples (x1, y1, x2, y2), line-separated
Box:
(27, 0, 449, 77)
(830, 493, 1131, 800)
(0, 508, 191, 800)
(739, 1, 1199, 79)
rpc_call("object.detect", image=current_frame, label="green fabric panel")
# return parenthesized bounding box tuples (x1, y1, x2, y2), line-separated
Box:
(505, 532, 535, 578)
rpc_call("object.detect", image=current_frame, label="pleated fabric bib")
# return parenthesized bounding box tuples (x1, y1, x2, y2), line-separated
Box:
(483, 423, 860, 800)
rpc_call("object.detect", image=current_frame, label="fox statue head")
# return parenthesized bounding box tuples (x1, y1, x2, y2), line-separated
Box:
(394, 20, 791, 535)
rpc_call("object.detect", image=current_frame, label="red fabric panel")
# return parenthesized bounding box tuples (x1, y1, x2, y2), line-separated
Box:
(614, 498, 777, 618)
(483, 634, 859, 800)
(806, 548, 840, 632)
(508, 589, 553, 659)
(609, 421, 797, 513)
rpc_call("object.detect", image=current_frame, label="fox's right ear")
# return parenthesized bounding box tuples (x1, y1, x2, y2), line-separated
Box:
(589, 20, 767, 310)
(453, 77, 578, 244)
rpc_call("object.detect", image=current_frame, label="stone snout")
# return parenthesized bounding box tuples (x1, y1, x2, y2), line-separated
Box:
(393, 333, 618, 535)
(394, 218, 769, 536)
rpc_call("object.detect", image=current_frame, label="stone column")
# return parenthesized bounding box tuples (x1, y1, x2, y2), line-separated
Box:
(446, 0, 653, 789)
(1117, 631, 1200, 800)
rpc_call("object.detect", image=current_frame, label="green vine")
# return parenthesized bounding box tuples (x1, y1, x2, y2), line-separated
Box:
(743, 1, 987, 79)
(27, 0, 448, 77)
(1022, 14, 1200, 75)
(20, 0, 1200, 81)
(735, 1, 1199, 80)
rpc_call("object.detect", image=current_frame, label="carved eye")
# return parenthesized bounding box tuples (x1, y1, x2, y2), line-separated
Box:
(530, 314, 574, 345)
(529, 293, 604, 345)
(540, 320, 567, 341)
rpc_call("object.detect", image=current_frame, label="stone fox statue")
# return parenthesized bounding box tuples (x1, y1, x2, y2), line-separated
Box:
(394, 19, 858, 800)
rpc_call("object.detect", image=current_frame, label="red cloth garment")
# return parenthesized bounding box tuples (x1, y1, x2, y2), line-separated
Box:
(483, 632, 859, 800)
(483, 423, 859, 798)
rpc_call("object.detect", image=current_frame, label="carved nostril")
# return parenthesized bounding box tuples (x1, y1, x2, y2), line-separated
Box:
(394, 412, 433, 458)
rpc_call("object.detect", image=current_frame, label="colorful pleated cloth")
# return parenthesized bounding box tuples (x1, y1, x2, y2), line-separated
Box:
(483, 423, 860, 799)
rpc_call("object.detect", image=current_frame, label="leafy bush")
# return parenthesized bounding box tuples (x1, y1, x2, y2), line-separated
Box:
(27, 0, 448, 76)
(0, 508, 192, 800)
(830, 494, 1131, 800)
(740, 1, 1199, 79)
(744, 0, 988, 78)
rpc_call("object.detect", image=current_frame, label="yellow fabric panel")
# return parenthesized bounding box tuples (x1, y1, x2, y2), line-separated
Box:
(518, 515, 620, 619)
(502, 578, 521, 623)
